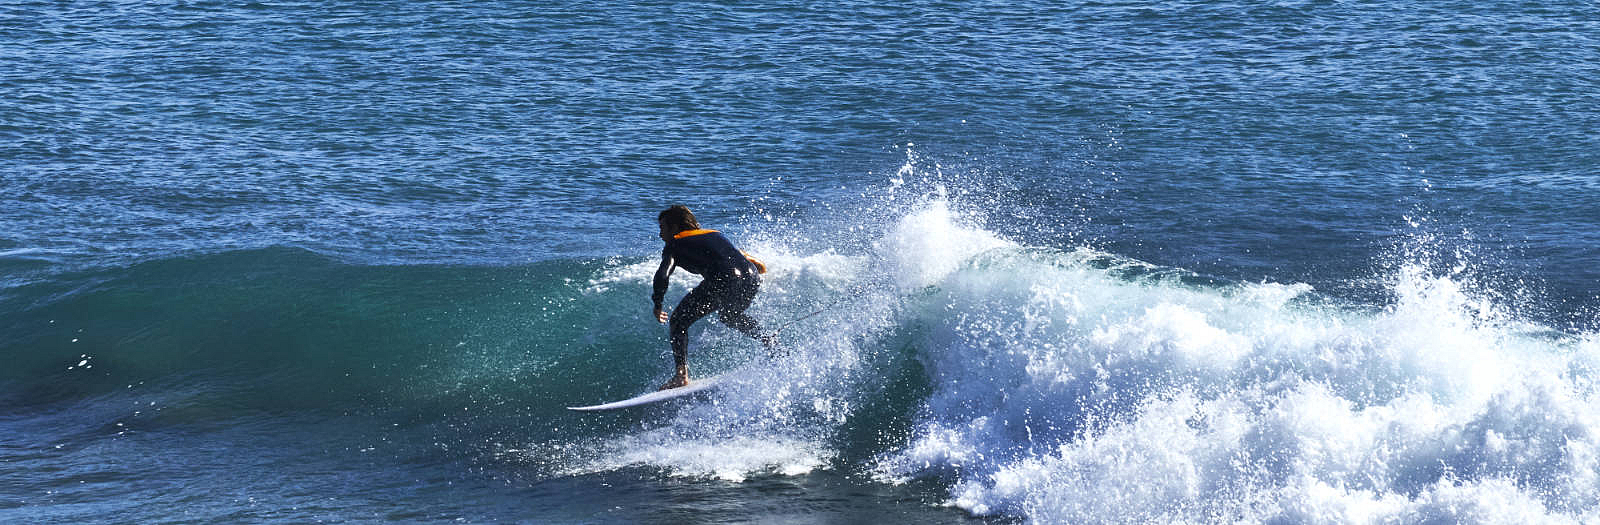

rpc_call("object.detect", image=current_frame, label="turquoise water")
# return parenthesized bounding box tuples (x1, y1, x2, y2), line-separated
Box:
(4, 1, 1598, 522)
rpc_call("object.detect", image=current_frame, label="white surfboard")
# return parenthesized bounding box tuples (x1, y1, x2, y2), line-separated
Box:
(566, 375, 724, 412)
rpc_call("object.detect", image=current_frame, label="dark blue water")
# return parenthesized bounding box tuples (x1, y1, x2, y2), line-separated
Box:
(4, 1, 1598, 522)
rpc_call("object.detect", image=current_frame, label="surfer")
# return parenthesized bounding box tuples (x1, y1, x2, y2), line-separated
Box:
(652, 205, 775, 390)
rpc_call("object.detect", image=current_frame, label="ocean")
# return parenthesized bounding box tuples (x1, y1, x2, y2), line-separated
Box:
(3, 1, 1598, 523)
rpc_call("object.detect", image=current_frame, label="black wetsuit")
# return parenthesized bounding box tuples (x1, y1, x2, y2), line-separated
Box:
(653, 230, 771, 368)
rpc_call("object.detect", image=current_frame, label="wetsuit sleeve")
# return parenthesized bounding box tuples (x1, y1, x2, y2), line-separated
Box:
(652, 248, 675, 310)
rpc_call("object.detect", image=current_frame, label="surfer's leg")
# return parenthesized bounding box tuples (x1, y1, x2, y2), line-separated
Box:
(718, 309, 764, 340)
(666, 283, 719, 387)
(719, 309, 778, 352)
(716, 277, 779, 353)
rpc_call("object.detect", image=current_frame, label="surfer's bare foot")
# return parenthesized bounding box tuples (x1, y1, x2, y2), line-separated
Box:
(659, 372, 689, 390)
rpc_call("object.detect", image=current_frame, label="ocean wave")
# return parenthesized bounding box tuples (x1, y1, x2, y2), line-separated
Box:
(563, 196, 1598, 523)
(5, 198, 1596, 523)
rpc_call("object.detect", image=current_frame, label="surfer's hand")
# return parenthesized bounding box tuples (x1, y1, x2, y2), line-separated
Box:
(654, 308, 668, 324)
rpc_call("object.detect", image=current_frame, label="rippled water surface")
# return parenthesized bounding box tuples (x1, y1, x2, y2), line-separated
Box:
(3, 1, 1598, 523)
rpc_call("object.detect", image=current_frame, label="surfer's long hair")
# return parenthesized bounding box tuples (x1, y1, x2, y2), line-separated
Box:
(658, 205, 700, 231)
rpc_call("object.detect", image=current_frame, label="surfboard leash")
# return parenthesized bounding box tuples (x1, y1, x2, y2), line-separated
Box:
(771, 283, 871, 335)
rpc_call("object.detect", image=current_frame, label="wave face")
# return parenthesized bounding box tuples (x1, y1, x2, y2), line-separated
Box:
(4, 194, 1598, 523)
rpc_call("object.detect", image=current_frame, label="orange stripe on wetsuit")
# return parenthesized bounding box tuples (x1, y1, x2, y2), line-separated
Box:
(673, 229, 718, 239)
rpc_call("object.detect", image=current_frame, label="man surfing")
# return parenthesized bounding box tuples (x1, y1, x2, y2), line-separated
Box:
(651, 205, 775, 390)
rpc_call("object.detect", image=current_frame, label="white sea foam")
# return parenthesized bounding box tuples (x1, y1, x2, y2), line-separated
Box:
(869, 202, 1600, 523)
(878, 198, 1011, 290)
(578, 199, 1599, 523)
(583, 257, 659, 295)
(569, 344, 864, 481)
(587, 432, 831, 482)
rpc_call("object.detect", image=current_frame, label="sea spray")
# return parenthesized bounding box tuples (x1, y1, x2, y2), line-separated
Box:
(540, 196, 1600, 522)
(861, 204, 1600, 523)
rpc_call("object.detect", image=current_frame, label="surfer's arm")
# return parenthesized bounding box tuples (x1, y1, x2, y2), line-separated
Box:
(652, 251, 675, 322)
